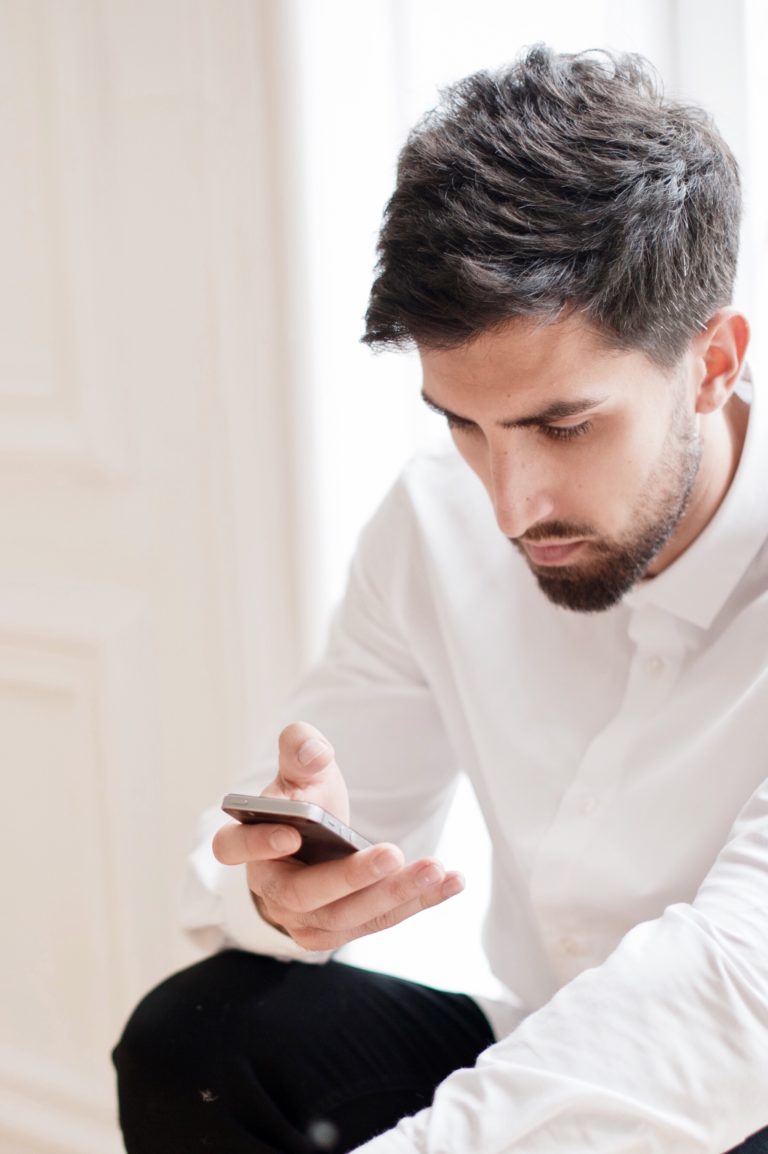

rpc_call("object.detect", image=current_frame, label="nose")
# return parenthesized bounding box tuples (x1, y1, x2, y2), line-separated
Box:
(487, 446, 555, 539)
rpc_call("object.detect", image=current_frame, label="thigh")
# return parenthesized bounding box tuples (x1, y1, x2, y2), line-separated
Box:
(113, 948, 494, 1154)
(729, 1128, 768, 1153)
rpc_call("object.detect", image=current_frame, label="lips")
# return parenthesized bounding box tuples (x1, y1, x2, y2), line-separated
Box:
(521, 540, 586, 566)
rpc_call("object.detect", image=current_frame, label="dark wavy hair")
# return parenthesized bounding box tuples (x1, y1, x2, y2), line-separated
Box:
(363, 45, 741, 366)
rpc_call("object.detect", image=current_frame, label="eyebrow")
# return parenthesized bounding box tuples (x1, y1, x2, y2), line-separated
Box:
(420, 390, 609, 429)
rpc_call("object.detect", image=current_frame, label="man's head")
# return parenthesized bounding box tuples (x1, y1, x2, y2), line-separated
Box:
(363, 46, 748, 612)
(363, 45, 741, 364)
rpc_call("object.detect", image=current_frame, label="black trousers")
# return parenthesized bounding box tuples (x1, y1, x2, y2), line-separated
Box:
(113, 949, 768, 1154)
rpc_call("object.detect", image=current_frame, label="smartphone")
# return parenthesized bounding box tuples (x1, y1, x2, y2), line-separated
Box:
(221, 793, 374, 865)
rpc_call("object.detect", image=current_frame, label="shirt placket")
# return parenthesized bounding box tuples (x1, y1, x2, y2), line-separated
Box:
(528, 603, 689, 967)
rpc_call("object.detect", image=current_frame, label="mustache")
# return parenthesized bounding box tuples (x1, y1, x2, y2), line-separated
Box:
(511, 520, 597, 544)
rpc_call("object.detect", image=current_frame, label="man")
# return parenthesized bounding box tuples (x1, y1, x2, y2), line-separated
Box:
(113, 45, 768, 1153)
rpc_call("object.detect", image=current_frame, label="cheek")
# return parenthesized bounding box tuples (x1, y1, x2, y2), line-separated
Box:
(452, 420, 667, 534)
(612, 419, 670, 490)
(583, 423, 667, 527)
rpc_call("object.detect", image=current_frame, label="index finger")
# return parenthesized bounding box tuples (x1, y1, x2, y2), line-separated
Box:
(212, 820, 302, 865)
(259, 841, 406, 913)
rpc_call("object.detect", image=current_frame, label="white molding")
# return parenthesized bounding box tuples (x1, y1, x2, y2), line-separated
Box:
(0, 4, 132, 476)
(0, 576, 166, 1032)
(194, 0, 307, 744)
(0, 576, 145, 645)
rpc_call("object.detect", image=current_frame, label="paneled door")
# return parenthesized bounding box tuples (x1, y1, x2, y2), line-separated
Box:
(0, 3, 303, 1151)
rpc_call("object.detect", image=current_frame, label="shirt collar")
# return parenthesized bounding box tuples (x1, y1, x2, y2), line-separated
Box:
(623, 366, 768, 631)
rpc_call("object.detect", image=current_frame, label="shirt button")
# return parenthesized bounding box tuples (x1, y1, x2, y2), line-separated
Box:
(643, 655, 665, 678)
(578, 795, 598, 816)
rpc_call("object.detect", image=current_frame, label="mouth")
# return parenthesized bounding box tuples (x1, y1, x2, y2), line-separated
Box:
(520, 539, 587, 566)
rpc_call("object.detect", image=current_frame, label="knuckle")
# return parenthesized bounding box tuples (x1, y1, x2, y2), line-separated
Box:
(418, 888, 444, 912)
(258, 867, 304, 913)
(389, 875, 416, 905)
(290, 926, 317, 950)
(314, 902, 349, 934)
(257, 873, 285, 908)
(252, 888, 281, 921)
(253, 897, 292, 937)
(363, 910, 397, 936)
(293, 925, 337, 952)
(278, 879, 307, 914)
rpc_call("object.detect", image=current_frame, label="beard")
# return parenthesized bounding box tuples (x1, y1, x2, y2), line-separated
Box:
(511, 404, 703, 613)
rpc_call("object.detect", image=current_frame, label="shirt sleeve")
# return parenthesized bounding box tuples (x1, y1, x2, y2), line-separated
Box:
(179, 477, 462, 958)
(352, 775, 768, 1154)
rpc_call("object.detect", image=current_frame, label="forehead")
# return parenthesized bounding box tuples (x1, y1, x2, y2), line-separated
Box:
(418, 315, 666, 410)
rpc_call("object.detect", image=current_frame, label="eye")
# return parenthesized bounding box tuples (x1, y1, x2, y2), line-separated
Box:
(539, 420, 592, 442)
(446, 416, 480, 435)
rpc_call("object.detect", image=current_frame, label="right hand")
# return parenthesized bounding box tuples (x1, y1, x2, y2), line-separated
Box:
(212, 721, 465, 952)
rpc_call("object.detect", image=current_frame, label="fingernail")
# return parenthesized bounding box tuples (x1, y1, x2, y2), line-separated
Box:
(415, 863, 444, 889)
(298, 738, 327, 766)
(271, 829, 299, 853)
(442, 873, 465, 898)
(370, 850, 400, 877)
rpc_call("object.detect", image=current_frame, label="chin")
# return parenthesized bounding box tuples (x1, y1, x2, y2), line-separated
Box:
(531, 561, 644, 613)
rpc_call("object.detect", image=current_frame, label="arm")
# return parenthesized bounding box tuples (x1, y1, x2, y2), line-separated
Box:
(352, 779, 768, 1154)
(181, 478, 465, 957)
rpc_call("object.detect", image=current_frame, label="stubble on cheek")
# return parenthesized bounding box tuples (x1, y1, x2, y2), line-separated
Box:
(519, 408, 702, 613)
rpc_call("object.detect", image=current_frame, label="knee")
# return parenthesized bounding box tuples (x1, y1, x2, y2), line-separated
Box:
(113, 949, 282, 1089)
(113, 962, 204, 1090)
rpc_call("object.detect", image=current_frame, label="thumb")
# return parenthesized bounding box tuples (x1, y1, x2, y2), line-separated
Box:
(265, 721, 349, 822)
(272, 721, 338, 795)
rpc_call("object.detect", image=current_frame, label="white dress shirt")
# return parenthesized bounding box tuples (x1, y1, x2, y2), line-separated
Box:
(183, 375, 768, 1153)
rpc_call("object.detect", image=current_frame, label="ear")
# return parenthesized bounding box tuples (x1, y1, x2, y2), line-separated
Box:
(692, 309, 750, 415)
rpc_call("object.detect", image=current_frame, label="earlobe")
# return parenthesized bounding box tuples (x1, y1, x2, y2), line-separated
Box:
(694, 309, 750, 416)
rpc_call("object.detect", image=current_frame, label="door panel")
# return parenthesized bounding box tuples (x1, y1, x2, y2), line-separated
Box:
(0, 3, 302, 1150)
